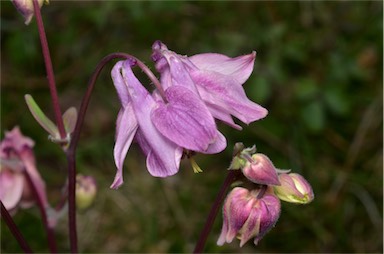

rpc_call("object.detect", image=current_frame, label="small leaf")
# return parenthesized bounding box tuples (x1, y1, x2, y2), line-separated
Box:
(63, 107, 77, 134)
(25, 94, 58, 137)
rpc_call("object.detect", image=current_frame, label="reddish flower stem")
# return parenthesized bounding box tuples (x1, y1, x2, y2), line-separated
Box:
(66, 53, 143, 253)
(193, 169, 242, 253)
(1, 201, 33, 253)
(23, 170, 57, 253)
(32, 0, 66, 139)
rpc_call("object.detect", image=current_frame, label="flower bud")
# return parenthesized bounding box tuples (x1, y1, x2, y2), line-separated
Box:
(242, 153, 280, 186)
(217, 187, 281, 247)
(11, 0, 46, 25)
(273, 173, 314, 204)
(76, 174, 97, 210)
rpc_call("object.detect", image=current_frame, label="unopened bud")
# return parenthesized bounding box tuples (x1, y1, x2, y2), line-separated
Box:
(76, 174, 97, 210)
(273, 173, 314, 204)
(242, 153, 280, 186)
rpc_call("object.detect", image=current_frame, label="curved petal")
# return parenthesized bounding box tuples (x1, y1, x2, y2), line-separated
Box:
(151, 86, 218, 152)
(253, 194, 281, 245)
(239, 202, 264, 247)
(136, 129, 183, 177)
(111, 106, 138, 189)
(192, 70, 268, 124)
(188, 51, 256, 84)
(226, 188, 254, 243)
(164, 55, 199, 93)
(111, 61, 130, 106)
(0, 170, 24, 210)
(201, 131, 227, 154)
(205, 102, 242, 130)
(121, 60, 181, 177)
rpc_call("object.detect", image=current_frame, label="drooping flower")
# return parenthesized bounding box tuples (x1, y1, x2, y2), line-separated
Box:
(217, 186, 281, 247)
(0, 127, 48, 214)
(110, 59, 226, 188)
(152, 40, 268, 130)
(241, 153, 281, 186)
(11, 0, 46, 25)
(273, 173, 314, 204)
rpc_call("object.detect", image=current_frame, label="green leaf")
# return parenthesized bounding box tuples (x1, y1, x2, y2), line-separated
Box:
(63, 107, 78, 134)
(25, 94, 59, 137)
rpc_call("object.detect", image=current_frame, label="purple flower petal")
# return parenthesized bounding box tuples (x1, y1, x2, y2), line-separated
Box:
(121, 60, 182, 177)
(188, 51, 256, 84)
(192, 70, 268, 124)
(151, 85, 218, 152)
(204, 103, 242, 130)
(111, 106, 138, 189)
(202, 130, 227, 154)
(0, 170, 24, 211)
(111, 61, 130, 106)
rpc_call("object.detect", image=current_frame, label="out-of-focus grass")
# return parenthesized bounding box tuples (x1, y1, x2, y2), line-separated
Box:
(1, 1, 382, 253)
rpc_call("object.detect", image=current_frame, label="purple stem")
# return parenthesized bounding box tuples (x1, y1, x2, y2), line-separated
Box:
(32, 0, 66, 139)
(66, 53, 143, 253)
(193, 169, 242, 253)
(1, 201, 33, 253)
(23, 170, 57, 253)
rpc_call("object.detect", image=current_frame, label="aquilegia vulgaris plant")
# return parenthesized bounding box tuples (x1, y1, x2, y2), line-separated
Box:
(1, 1, 314, 253)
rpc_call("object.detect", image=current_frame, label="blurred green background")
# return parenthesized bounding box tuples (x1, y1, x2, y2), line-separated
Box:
(1, 1, 382, 253)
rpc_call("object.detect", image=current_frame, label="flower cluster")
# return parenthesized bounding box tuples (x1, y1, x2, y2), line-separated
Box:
(0, 127, 48, 214)
(110, 41, 268, 189)
(217, 144, 314, 247)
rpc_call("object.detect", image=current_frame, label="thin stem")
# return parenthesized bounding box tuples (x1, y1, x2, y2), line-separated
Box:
(193, 169, 242, 253)
(135, 58, 166, 100)
(66, 53, 135, 253)
(65, 149, 77, 253)
(23, 170, 57, 253)
(1, 201, 33, 253)
(32, 0, 66, 139)
(256, 185, 268, 199)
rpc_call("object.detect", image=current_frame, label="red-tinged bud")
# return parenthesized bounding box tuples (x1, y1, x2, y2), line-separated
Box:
(217, 186, 281, 247)
(242, 153, 280, 186)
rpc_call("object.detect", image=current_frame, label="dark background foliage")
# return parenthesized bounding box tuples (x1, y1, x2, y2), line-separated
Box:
(1, 1, 382, 253)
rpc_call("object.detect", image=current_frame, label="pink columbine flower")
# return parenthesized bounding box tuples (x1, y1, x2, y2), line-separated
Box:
(242, 153, 281, 186)
(152, 40, 268, 130)
(217, 186, 281, 247)
(110, 59, 226, 188)
(273, 173, 314, 204)
(0, 127, 48, 214)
